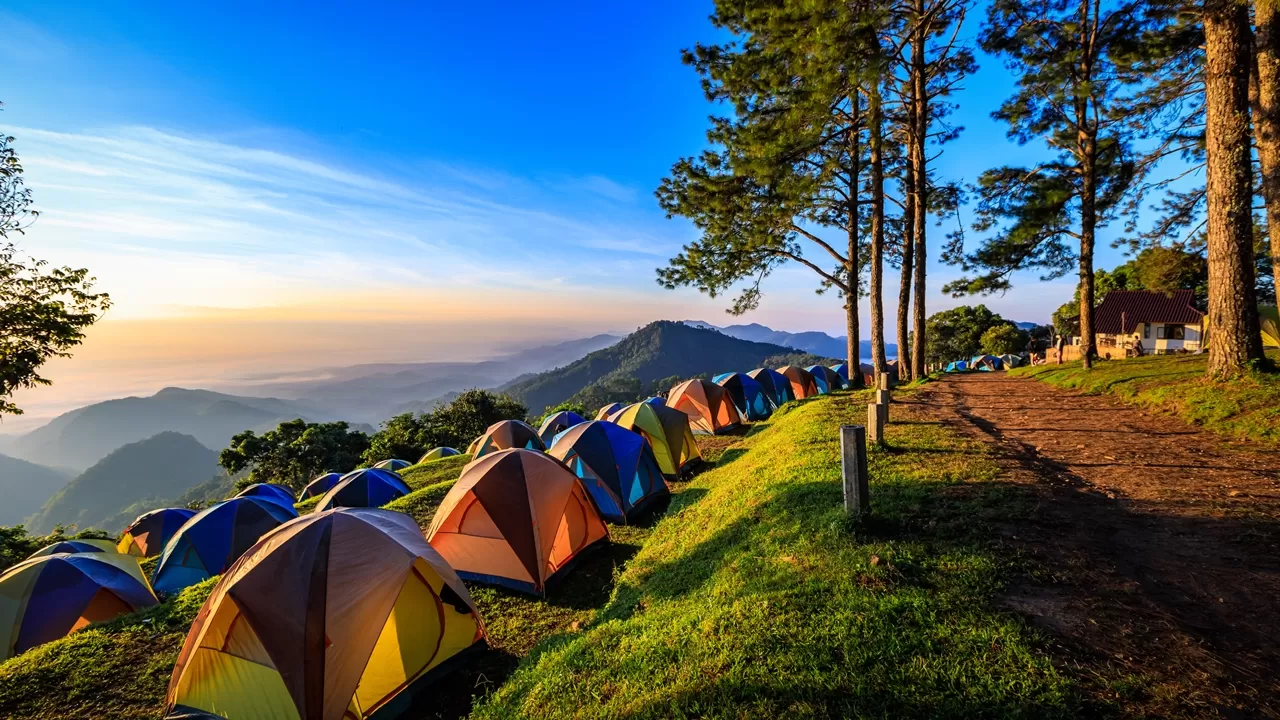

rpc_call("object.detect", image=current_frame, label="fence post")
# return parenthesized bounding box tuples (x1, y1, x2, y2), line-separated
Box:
(840, 425, 870, 515)
(866, 402, 887, 445)
(878, 372, 892, 391)
(875, 388, 891, 407)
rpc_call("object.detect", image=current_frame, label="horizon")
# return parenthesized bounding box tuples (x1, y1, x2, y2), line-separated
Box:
(2, 0, 1149, 428)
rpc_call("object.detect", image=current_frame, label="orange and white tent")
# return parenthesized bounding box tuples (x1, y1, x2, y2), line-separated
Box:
(667, 379, 742, 434)
(778, 365, 819, 399)
(472, 419, 545, 458)
(426, 449, 608, 595)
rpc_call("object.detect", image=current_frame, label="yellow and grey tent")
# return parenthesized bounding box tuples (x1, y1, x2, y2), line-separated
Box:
(166, 507, 485, 720)
(607, 402, 701, 478)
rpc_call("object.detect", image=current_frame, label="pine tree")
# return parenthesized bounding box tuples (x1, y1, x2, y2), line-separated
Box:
(1253, 0, 1280, 302)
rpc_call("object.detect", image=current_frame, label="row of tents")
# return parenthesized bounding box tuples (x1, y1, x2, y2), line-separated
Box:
(0, 361, 884, 718)
(943, 353, 1026, 373)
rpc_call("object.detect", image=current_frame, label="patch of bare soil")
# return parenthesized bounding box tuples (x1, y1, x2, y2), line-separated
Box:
(909, 373, 1280, 718)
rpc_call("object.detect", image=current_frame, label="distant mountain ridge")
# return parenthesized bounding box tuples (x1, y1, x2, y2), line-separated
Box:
(504, 321, 834, 414)
(11, 388, 349, 472)
(25, 432, 223, 534)
(0, 454, 71, 526)
(683, 320, 895, 360)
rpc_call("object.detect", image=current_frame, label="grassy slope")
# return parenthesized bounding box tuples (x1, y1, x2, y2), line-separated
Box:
(473, 394, 1080, 719)
(1011, 352, 1280, 443)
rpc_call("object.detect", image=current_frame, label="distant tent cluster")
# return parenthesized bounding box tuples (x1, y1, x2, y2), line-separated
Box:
(944, 353, 1026, 373)
(0, 359, 859, 714)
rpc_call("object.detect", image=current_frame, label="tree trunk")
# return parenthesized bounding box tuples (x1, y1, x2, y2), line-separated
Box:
(847, 96, 864, 387)
(1254, 0, 1280, 292)
(1204, 0, 1265, 376)
(898, 161, 916, 383)
(910, 6, 929, 380)
(869, 77, 888, 375)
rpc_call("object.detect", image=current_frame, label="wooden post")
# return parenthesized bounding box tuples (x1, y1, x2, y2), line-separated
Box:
(840, 424, 870, 515)
(875, 389, 891, 406)
(878, 372, 892, 390)
(866, 402, 887, 444)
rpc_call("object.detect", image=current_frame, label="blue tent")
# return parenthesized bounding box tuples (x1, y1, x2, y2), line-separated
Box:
(831, 363, 851, 382)
(546, 421, 669, 523)
(316, 468, 411, 512)
(234, 483, 298, 508)
(807, 365, 844, 394)
(153, 497, 297, 594)
(373, 459, 412, 472)
(970, 354, 1004, 371)
(595, 402, 624, 420)
(945, 360, 969, 372)
(644, 396, 666, 407)
(118, 508, 197, 557)
(301, 472, 344, 499)
(538, 410, 587, 445)
(746, 368, 795, 409)
(714, 372, 771, 421)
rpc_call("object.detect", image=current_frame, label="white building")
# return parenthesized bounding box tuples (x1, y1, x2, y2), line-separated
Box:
(1092, 289, 1204, 357)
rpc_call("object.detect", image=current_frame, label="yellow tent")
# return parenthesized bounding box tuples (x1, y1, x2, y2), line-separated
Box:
(166, 508, 485, 720)
(1261, 305, 1280, 348)
(608, 402, 701, 478)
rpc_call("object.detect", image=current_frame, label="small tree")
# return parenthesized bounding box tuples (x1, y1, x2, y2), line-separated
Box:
(924, 305, 1012, 363)
(424, 389, 527, 450)
(220, 419, 370, 491)
(981, 324, 1027, 355)
(363, 413, 431, 465)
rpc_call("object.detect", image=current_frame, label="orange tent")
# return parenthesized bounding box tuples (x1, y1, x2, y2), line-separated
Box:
(778, 365, 819, 399)
(472, 419, 545, 458)
(667, 379, 742, 434)
(426, 449, 608, 595)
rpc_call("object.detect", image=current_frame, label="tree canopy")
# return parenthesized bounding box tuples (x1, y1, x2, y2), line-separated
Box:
(362, 389, 528, 465)
(924, 305, 1016, 363)
(220, 419, 370, 492)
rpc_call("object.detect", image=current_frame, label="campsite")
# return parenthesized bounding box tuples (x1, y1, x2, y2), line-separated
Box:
(6, 0, 1280, 717)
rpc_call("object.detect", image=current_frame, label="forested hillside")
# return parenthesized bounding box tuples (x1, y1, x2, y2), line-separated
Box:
(0, 455, 70, 526)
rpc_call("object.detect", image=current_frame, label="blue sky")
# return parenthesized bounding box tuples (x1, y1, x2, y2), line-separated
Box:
(0, 0, 1156, 422)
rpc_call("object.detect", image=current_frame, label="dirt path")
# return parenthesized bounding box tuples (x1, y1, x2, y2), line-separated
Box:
(908, 372, 1280, 718)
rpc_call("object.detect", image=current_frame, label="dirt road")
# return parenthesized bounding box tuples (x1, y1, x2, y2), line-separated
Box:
(910, 372, 1280, 718)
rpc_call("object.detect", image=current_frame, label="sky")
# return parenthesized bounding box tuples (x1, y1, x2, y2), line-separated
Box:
(0, 0, 1138, 428)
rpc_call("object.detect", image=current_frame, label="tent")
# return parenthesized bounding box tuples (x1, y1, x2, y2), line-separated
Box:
(1261, 305, 1280, 348)
(970, 354, 1004, 372)
(747, 368, 795, 409)
(807, 365, 844, 394)
(667, 378, 742, 434)
(831, 363, 850, 382)
(595, 402, 624, 421)
(999, 353, 1022, 369)
(607, 402, 702, 478)
(466, 436, 483, 455)
(538, 410, 587, 445)
(28, 538, 118, 558)
(166, 508, 484, 720)
(152, 497, 298, 595)
(316, 468, 411, 512)
(300, 472, 344, 500)
(944, 360, 969, 372)
(857, 362, 900, 387)
(233, 483, 297, 508)
(118, 508, 197, 557)
(714, 372, 771, 421)
(778, 365, 819, 399)
(547, 421, 669, 523)
(427, 450, 609, 595)
(473, 419, 545, 458)
(373, 458, 412, 472)
(419, 446, 461, 463)
(644, 396, 666, 407)
(0, 552, 157, 661)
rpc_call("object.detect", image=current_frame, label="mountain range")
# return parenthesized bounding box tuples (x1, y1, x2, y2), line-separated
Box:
(683, 320, 895, 360)
(25, 432, 223, 534)
(504, 321, 833, 414)
(0, 454, 72, 526)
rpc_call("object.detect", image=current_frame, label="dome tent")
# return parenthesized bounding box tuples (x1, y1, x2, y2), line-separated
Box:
(316, 468, 411, 512)
(233, 483, 297, 508)
(547, 421, 669, 523)
(537, 410, 588, 445)
(152, 497, 298, 595)
(714, 372, 771, 421)
(373, 458, 412, 472)
(999, 353, 1022, 369)
(117, 508, 197, 557)
(667, 378, 742, 435)
(970, 354, 1004, 372)
(419, 446, 461, 463)
(807, 365, 844, 394)
(427, 450, 609, 595)
(746, 368, 795, 409)
(473, 419, 545, 458)
(165, 508, 485, 720)
(594, 402, 625, 420)
(301, 472, 344, 500)
(945, 359, 969, 372)
(778, 365, 819, 399)
(28, 538, 118, 559)
(607, 402, 702, 479)
(0, 552, 157, 661)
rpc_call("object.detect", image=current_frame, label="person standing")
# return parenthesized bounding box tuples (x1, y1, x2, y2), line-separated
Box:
(1055, 334, 1066, 365)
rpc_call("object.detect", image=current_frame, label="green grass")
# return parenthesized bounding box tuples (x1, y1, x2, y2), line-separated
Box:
(0, 579, 216, 720)
(471, 392, 1084, 719)
(1011, 352, 1280, 443)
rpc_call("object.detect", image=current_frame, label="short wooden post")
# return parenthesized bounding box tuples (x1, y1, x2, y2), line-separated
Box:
(875, 389, 891, 406)
(840, 424, 870, 515)
(878, 372, 892, 391)
(866, 402, 887, 445)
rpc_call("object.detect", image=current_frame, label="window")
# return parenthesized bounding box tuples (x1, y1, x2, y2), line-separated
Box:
(1143, 324, 1150, 339)
(1167, 324, 1185, 340)
(1156, 326, 1165, 339)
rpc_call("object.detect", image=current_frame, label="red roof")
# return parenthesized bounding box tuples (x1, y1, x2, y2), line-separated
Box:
(1094, 290, 1203, 334)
